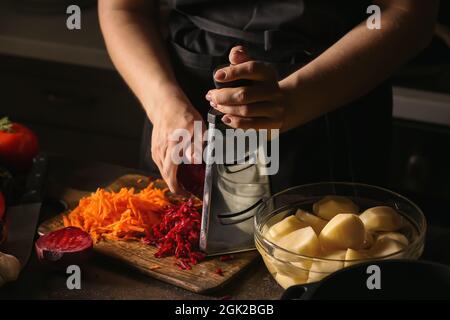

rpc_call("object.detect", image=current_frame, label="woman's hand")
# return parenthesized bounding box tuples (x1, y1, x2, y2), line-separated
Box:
(205, 46, 286, 130)
(99, 1, 204, 194)
(150, 92, 204, 194)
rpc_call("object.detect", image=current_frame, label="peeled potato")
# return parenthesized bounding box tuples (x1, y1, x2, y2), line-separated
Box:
(291, 259, 313, 271)
(362, 231, 376, 249)
(370, 237, 406, 258)
(295, 209, 328, 234)
(256, 241, 278, 275)
(307, 270, 327, 283)
(257, 241, 281, 275)
(266, 215, 307, 242)
(344, 248, 370, 267)
(272, 247, 315, 269)
(279, 263, 311, 279)
(275, 226, 321, 257)
(260, 245, 311, 277)
(319, 214, 365, 251)
(310, 250, 346, 274)
(275, 272, 308, 289)
(261, 254, 278, 275)
(377, 232, 409, 246)
(313, 196, 359, 220)
(274, 258, 310, 277)
(307, 250, 346, 283)
(359, 206, 403, 232)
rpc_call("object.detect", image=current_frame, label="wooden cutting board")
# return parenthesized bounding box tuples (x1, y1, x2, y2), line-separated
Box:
(38, 174, 260, 294)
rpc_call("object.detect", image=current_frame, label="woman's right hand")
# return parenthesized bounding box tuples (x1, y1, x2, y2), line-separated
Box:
(149, 92, 204, 194)
(99, 1, 204, 194)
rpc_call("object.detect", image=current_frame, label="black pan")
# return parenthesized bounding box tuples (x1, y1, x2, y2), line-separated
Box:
(281, 260, 450, 300)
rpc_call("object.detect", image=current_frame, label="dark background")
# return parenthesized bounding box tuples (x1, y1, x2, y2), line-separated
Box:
(3, 1, 448, 220)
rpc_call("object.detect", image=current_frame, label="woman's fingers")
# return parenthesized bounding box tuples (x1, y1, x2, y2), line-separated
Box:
(212, 102, 284, 118)
(207, 84, 281, 106)
(162, 143, 187, 195)
(151, 137, 185, 195)
(207, 46, 285, 132)
(221, 114, 284, 130)
(214, 61, 276, 83)
(229, 45, 251, 65)
(151, 136, 164, 174)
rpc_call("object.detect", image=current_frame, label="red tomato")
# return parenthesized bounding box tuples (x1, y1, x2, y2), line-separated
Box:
(0, 192, 5, 220)
(0, 117, 39, 170)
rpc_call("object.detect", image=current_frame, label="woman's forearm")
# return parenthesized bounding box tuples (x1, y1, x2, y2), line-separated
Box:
(280, 0, 439, 131)
(98, 0, 185, 123)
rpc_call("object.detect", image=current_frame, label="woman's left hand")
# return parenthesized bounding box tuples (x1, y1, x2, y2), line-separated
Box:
(205, 46, 286, 130)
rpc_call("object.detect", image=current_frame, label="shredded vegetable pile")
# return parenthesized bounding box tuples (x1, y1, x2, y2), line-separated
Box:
(63, 180, 205, 268)
(144, 199, 205, 269)
(63, 181, 171, 242)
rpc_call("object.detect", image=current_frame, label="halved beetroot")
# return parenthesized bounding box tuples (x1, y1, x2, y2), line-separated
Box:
(35, 227, 93, 267)
(177, 163, 205, 199)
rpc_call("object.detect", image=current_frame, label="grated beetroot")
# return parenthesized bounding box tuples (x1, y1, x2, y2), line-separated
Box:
(144, 199, 205, 269)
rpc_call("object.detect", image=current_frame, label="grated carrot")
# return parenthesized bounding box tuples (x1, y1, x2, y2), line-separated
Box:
(63, 180, 172, 243)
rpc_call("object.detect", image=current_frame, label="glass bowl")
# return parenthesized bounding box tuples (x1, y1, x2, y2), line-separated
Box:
(254, 182, 426, 289)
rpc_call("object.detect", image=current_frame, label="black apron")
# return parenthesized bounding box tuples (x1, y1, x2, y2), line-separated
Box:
(140, 0, 393, 192)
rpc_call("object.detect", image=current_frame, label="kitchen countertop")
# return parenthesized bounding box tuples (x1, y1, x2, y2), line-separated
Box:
(1, 155, 450, 300)
(1, 155, 283, 300)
